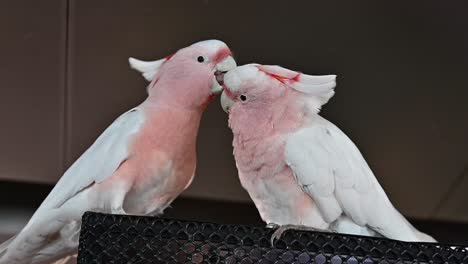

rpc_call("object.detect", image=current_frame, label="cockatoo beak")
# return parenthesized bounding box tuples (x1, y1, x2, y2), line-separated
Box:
(221, 91, 235, 113)
(211, 56, 236, 95)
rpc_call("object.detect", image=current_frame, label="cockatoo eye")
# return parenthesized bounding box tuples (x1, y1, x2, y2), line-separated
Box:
(197, 56, 205, 63)
(239, 94, 247, 101)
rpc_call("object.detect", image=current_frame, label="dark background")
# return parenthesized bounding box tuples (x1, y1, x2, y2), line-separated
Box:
(0, 0, 467, 244)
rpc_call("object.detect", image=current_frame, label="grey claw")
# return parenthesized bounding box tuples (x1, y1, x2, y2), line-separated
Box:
(270, 225, 288, 247)
(266, 223, 280, 229)
(269, 224, 333, 247)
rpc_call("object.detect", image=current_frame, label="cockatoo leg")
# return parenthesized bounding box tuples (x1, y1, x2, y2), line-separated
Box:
(104, 182, 129, 215)
(110, 192, 127, 214)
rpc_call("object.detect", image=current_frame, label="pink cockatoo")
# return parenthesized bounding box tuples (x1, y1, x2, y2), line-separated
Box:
(220, 63, 436, 243)
(0, 39, 236, 264)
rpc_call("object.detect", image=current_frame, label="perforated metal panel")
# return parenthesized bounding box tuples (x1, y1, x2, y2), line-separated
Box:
(78, 212, 468, 264)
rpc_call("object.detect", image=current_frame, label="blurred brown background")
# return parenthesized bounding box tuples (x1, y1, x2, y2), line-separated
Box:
(0, 0, 467, 245)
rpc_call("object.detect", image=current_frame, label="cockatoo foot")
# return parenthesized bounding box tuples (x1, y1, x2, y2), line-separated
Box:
(111, 205, 126, 215)
(270, 224, 333, 247)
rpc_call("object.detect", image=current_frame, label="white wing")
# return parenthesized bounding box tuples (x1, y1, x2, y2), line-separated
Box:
(0, 107, 145, 263)
(285, 115, 431, 241)
(39, 107, 144, 211)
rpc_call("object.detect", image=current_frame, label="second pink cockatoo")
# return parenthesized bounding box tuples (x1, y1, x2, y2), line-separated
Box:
(220, 64, 436, 243)
(0, 39, 236, 264)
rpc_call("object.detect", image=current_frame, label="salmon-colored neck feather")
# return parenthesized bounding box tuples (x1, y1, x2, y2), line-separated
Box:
(147, 75, 212, 111)
(228, 96, 306, 144)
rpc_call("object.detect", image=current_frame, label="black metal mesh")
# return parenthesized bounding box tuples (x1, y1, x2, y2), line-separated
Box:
(78, 212, 468, 264)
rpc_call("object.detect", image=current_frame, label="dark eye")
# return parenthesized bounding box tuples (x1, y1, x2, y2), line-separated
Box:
(197, 56, 205, 63)
(240, 95, 247, 101)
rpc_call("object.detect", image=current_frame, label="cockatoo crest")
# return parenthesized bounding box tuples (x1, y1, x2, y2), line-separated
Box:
(258, 65, 336, 105)
(128, 56, 172, 82)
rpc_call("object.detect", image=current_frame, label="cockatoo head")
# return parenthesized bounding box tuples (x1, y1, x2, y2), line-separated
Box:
(221, 64, 336, 115)
(129, 39, 236, 110)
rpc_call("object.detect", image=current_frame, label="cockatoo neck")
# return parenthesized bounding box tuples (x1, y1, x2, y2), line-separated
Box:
(144, 95, 205, 116)
(146, 77, 212, 112)
(229, 99, 306, 141)
(141, 98, 204, 133)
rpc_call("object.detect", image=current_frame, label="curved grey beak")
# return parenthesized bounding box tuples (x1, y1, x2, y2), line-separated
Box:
(215, 70, 226, 86)
(211, 56, 236, 94)
(221, 91, 235, 113)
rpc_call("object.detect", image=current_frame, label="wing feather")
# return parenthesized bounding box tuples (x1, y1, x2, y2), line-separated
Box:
(39, 107, 144, 211)
(285, 116, 426, 241)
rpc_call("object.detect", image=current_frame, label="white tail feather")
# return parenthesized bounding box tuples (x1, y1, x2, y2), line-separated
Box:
(0, 235, 15, 258)
(51, 254, 77, 264)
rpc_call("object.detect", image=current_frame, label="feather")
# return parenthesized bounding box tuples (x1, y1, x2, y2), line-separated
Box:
(0, 109, 144, 263)
(51, 254, 76, 264)
(258, 65, 336, 105)
(129, 57, 166, 82)
(0, 235, 15, 258)
(285, 116, 436, 242)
